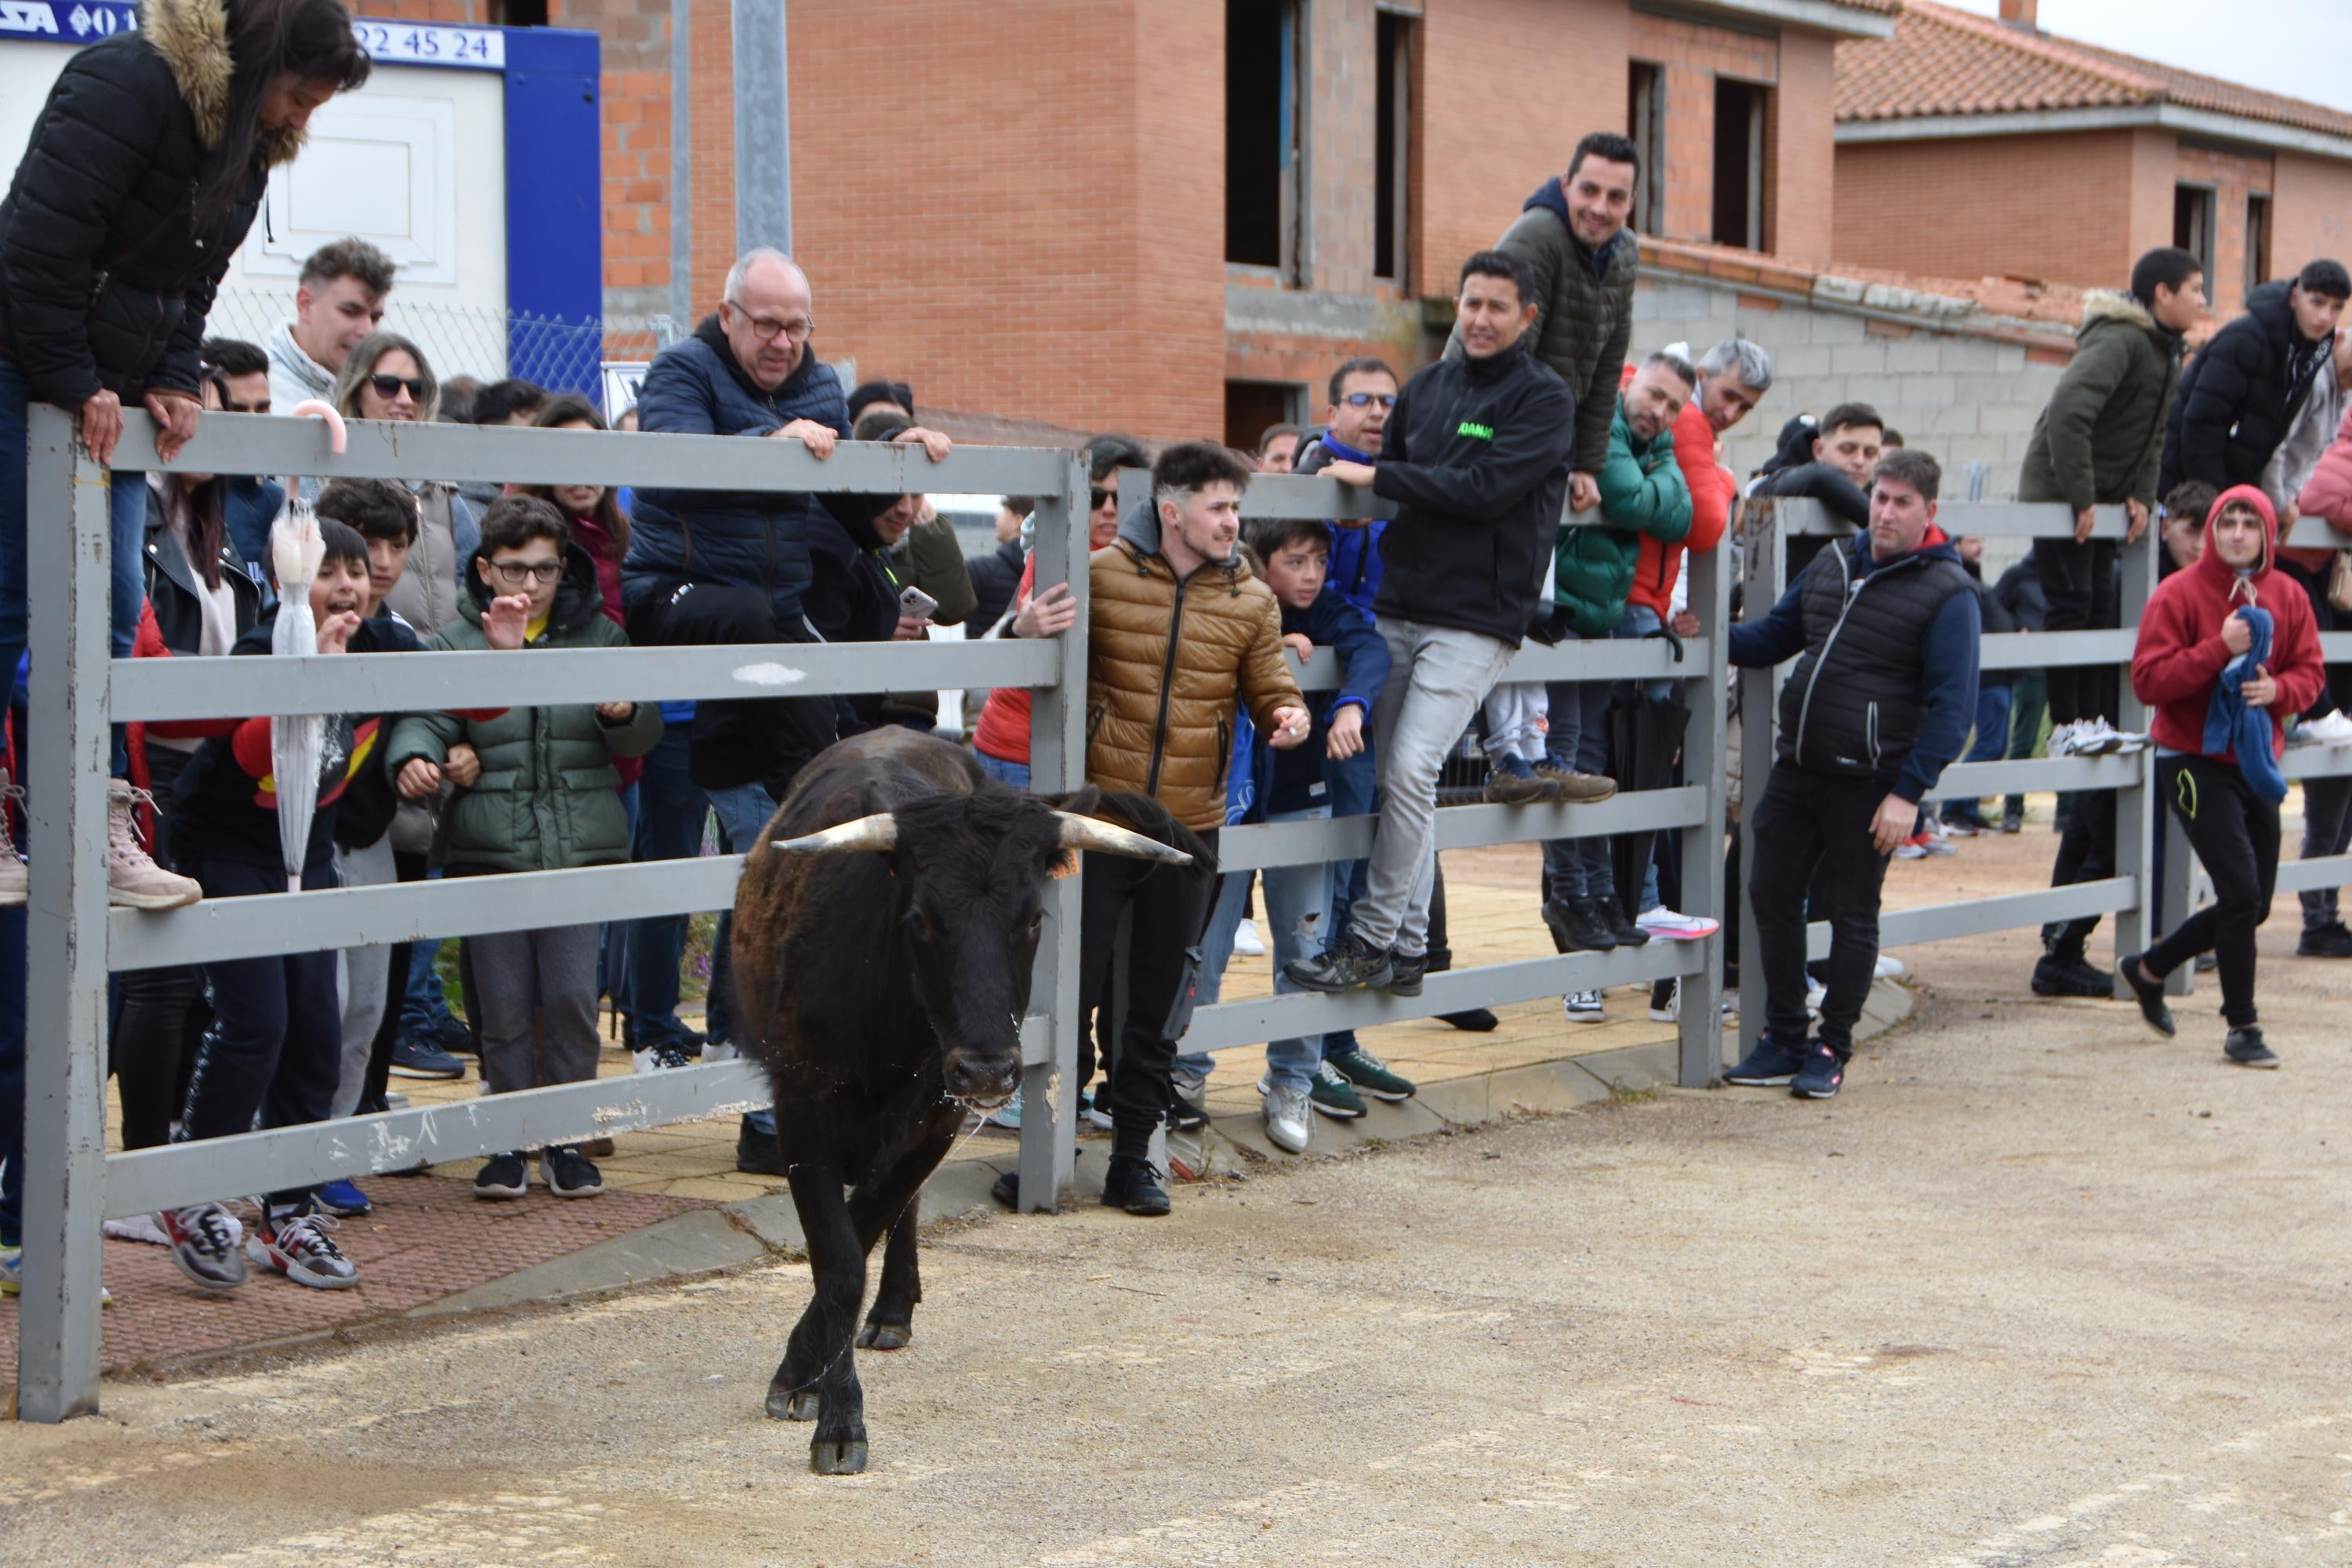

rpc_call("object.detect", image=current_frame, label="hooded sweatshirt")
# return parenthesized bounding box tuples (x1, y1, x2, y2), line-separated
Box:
(2130, 485, 2327, 765)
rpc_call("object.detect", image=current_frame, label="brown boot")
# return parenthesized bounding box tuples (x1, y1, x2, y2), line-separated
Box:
(107, 779, 201, 910)
(1531, 760, 1617, 801)
(0, 769, 24, 908)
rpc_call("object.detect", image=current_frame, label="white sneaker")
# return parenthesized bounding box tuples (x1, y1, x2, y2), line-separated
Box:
(631, 1043, 694, 1073)
(2296, 710, 2352, 746)
(1874, 953, 1908, 981)
(1263, 1082, 1312, 1153)
(1721, 987, 1739, 1021)
(1893, 837, 1929, 861)
(1232, 917, 1266, 957)
(1806, 982, 1826, 1018)
(103, 1212, 171, 1247)
(0, 768, 24, 908)
(701, 1037, 739, 1064)
(1563, 989, 1605, 1023)
(1922, 822, 1958, 857)
(2051, 717, 2122, 757)
(1636, 906, 1722, 940)
(1650, 980, 1679, 1024)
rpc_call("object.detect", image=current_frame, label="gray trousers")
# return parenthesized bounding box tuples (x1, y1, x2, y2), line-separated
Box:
(464, 924, 604, 1098)
(330, 835, 398, 1119)
(1349, 617, 1514, 956)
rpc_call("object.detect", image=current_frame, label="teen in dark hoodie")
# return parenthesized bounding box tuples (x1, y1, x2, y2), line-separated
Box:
(1722, 450, 1980, 1102)
(2117, 487, 2327, 1069)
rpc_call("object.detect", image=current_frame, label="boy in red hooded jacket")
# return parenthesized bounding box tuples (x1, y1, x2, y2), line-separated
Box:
(2117, 486, 2327, 1067)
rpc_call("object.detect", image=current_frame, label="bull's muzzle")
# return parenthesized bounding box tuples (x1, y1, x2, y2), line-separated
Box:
(942, 1049, 1018, 1109)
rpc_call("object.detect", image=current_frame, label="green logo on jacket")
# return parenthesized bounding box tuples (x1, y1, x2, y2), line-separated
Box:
(1457, 421, 1494, 440)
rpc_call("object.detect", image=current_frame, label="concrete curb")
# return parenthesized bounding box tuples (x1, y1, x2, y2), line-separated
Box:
(410, 978, 1915, 1317)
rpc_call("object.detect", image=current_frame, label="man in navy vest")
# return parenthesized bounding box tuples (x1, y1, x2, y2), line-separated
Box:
(1722, 448, 1980, 1100)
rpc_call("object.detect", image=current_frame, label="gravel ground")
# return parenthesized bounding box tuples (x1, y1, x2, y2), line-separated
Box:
(5, 837, 2350, 1566)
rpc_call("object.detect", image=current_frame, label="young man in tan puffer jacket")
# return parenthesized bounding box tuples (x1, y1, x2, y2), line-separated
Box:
(1002, 441, 1307, 1215)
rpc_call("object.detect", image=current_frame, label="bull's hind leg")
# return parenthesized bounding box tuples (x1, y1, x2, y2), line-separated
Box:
(855, 1214, 922, 1351)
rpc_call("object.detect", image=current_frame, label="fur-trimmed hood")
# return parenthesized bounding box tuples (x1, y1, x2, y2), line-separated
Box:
(2079, 289, 2155, 334)
(141, 0, 307, 166)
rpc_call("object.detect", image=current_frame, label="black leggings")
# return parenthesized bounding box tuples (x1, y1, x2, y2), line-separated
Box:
(2140, 756, 2280, 1028)
(110, 745, 202, 1149)
(1077, 831, 1219, 1156)
(2033, 536, 2119, 728)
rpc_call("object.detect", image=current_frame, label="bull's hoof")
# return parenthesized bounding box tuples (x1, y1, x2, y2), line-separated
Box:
(855, 1320, 912, 1351)
(766, 1386, 820, 1421)
(809, 1438, 869, 1475)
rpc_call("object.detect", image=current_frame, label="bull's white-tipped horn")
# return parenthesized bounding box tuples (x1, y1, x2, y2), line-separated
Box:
(1054, 812, 1192, 865)
(770, 813, 898, 855)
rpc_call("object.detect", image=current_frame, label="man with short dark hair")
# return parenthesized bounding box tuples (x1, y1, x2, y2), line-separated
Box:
(267, 237, 394, 411)
(1725, 449, 1980, 1101)
(1461, 130, 1640, 516)
(1258, 422, 1302, 474)
(1751, 401, 1885, 582)
(994, 441, 1307, 1215)
(196, 336, 286, 568)
(471, 378, 547, 428)
(2166, 257, 2349, 497)
(846, 378, 913, 425)
(1288, 251, 1573, 994)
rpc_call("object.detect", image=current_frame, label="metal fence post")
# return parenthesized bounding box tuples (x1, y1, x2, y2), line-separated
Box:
(2112, 514, 2158, 986)
(18, 405, 113, 1421)
(1678, 532, 1731, 1085)
(1733, 499, 1784, 1060)
(1016, 452, 1088, 1211)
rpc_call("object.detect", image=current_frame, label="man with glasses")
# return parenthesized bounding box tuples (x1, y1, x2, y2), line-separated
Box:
(621, 248, 949, 1170)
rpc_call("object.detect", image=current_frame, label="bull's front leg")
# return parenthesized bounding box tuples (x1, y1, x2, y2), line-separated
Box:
(777, 1163, 870, 1475)
(855, 1214, 921, 1352)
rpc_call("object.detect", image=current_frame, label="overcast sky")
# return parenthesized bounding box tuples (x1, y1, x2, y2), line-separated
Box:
(1935, 0, 2352, 114)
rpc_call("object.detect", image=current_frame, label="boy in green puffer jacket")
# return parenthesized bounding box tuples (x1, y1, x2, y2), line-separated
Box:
(387, 495, 664, 1203)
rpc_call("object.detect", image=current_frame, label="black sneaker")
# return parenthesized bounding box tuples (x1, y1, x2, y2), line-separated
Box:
(1436, 1007, 1498, 1033)
(1541, 896, 1617, 953)
(389, 1036, 466, 1080)
(1999, 807, 2024, 834)
(736, 1120, 786, 1175)
(1283, 929, 1394, 993)
(542, 1145, 605, 1199)
(1790, 1041, 1847, 1100)
(1101, 1156, 1171, 1217)
(474, 1151, 529, 1200)
(430, 1015, 479, 1058)
(2116, 953, 2177, 1038)
(2296, 922, 2352, 958)
(2223, 1027, 2280, 1069)
(1385, 949, 1426, 996)
(1165, 1094, 1210, 1133)
(1723, 1033, 1806, 1087)
(2031, 950, 2114, 998)
(1592, 898, 1650, 948)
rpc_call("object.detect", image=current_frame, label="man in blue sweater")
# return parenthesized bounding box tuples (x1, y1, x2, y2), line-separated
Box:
(1723, 449, 1980, 1101)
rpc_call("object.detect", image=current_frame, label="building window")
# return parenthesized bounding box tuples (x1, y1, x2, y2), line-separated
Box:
(2174, 184, 2217, 285)
(1227, 0, 1304, 278)
(1225, 380, 1305, 455)
(1711, 78, 1767, 252)
(488, 0, 547, 24)
(2246, 191, 2273, 297)
(1628, 61, 1664, 238)
(1374, 10, 1414, 282)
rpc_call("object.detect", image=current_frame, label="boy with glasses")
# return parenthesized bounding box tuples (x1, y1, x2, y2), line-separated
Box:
(390, 497, 663, 1201)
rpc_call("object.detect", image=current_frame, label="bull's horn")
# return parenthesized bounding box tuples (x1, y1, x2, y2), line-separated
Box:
(770, 813, 898, 855)
(1054, 812, 1192, 865)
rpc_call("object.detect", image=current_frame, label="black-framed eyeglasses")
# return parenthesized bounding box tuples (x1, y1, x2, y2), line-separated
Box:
(487, 559, 564, 586)
(368, 373, 427, 402)
(204, 371, 268, 415)
(1089, 487, 1118, 510)
(724, 298, 815, 342)
(1341, 391, 1396, 408)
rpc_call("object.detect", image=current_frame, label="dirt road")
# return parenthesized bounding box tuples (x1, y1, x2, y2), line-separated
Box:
(6, 832, 2350, 1565)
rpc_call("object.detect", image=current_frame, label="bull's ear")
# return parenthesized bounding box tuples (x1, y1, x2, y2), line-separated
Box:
(1044, 783, 1104, 818)
(1052, 812, 1192, 865)
(770, 813, 898, 855)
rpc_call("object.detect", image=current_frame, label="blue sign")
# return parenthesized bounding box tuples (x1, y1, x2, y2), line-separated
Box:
(1, 6, 504, 69)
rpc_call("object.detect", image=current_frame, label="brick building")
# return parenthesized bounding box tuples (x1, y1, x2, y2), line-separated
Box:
(364, 0, 1895, 445)
(1834, 0, 2352, 319)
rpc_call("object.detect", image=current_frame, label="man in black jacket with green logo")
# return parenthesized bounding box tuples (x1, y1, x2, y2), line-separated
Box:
(1288, 250, 1574, 993)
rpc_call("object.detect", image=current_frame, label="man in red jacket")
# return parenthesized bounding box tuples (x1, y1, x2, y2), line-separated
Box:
(1620, 337, 1769, 635)
(2117, 487, 2328, 1068)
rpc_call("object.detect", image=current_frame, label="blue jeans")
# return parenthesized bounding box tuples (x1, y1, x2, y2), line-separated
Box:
(0, 356, 150, 1243)
(1941, 684, 2014, 822)
(975, 751, 1031, 789)
(398, 880, 463, 1043)
(1194, 808, 1334, 1092)
(706, 782, 777, 1135)
(1320, 746, 1378, 1062)
(625, 731, 713, 1052)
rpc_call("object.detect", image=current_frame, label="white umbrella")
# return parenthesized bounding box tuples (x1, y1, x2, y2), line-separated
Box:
(267, 401, 347, 893)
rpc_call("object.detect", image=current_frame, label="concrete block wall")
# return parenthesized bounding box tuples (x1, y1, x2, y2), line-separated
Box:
(1628, 277, 2067, 504)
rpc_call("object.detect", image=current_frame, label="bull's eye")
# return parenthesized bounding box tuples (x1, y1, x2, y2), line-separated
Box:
(1025, 909, 1044, 940)
(906, 904, 937, 941)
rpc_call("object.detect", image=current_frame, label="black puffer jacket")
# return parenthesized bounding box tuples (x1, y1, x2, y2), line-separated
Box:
(0, 0, 304, 406)
(2161, 279, 2333, 495)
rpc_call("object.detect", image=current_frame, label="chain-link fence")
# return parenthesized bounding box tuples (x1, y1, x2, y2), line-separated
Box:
(203, 289, 681, 410)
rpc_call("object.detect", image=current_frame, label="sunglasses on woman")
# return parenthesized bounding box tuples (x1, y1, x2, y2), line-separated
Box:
(368, 373, 428, 401)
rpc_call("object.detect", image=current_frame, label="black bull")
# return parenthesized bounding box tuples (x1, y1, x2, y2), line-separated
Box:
(731, 728, 1206, 1474)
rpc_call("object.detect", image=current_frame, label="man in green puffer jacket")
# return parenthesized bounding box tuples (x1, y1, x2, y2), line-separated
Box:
(387, 495, 663, 1203)
(1534, 350, 1695, 955)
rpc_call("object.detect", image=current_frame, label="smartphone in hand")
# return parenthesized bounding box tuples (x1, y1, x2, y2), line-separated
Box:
(898, 583, 940, 621)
